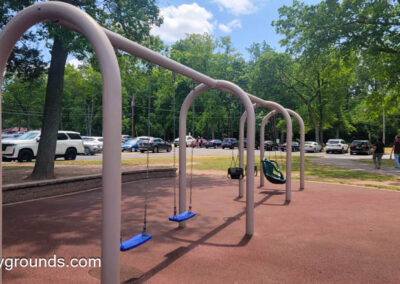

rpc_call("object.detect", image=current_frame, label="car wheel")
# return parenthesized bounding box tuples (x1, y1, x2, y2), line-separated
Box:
(84, 147, 91, 155)
(214, 145, 217, 149)
(167, 146, 171, 152)
(64, 148, 77, 160)
(140, 150, 144, 153)
(2, 157, 11, 162)
(129, 148, 133, 152)
(342, 148, 345, 154)
(350, 151, 353, 155)
(17, 149, 33, 162)
(230, 146, 234, 149)
(314, 148, 317, 153)
(222, 146, 225, 149)
(134, 148, 137, 152)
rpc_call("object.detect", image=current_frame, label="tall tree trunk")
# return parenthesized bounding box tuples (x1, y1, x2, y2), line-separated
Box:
(30, 36, 68, 180)
(306, 103, 319, 142)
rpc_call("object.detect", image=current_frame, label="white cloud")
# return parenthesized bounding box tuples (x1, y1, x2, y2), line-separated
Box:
(212, 0, 257, 16)
(67, 58, 83, 68)
(218, 19, 242, 33)
(151, 3, 214, 42)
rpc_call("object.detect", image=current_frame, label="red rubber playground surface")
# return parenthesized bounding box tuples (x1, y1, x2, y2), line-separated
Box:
(3, 176, 400, 283)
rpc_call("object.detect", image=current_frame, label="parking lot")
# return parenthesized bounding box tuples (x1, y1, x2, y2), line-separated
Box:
(78, 146, 387, 160)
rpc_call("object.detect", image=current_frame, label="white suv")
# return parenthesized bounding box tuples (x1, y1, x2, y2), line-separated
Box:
(325, 139, 349, 154)
(2, 130, 85, 162)
(174, 135, 195, 147)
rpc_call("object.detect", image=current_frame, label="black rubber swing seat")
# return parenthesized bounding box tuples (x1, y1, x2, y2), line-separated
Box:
(120, 233, 152, 251)
(228, 167, 244, 179)
(262, 158, 286, 184)
(169, 211, 196, 222)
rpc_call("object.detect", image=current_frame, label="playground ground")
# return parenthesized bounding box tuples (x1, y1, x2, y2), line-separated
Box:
(3, 175, 400, 283)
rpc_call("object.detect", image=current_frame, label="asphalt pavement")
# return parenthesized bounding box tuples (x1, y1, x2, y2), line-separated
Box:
(78, 146, 385, 160)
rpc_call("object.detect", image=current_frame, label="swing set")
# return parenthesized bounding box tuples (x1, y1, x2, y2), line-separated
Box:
(121, 73, 197, 251)
(0, 3, 304, 282)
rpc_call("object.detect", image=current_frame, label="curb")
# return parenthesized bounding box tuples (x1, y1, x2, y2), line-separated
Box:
(3, 168, 176, 204)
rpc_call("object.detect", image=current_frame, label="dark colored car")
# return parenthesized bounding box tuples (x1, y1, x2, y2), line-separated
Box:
(243, 138, 260, 149)
(121, 137, 149, 152)
(264, 140, 279, 151)
(221, 138, 238, 149)
(280, 141, 300, 152)
(206, 139, 222, 148)
(350, 140, 372, 155)
(139, 137, 172, 153)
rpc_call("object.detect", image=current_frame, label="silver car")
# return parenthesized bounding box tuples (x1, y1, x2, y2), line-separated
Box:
(304, 141, 322, 153)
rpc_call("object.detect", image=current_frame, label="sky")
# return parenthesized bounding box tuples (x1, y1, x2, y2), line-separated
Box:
(67, 0, 322, 66)
(148, 0, 322, 60)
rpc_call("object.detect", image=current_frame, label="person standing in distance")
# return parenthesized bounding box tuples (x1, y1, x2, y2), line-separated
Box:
(390, 135, 400, 168)
(372, 138, 385, 169)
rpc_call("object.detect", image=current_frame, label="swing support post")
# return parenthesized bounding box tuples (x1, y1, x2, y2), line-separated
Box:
(238, 104, 258, 198)
(0, 3, 122, 283)
(180, 81, 256, 235)
(259, 109, 305, 190)
(239, 100, 293, 202)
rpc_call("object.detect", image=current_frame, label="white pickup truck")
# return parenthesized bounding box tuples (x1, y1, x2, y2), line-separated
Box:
(2, 130, 85, 162)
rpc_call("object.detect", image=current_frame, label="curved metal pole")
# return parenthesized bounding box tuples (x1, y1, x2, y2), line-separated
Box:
(238, 104, 257, 198)
(0, 2, 122, 283)
(179, 81, 256, 235)
(260, 110, 277, 187)
(239, 101, 292, 202)
(259, 109, 305, 190)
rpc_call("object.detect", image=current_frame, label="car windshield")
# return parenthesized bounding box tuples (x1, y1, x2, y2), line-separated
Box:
(328, 140, 340, 144)
(83, 137, 95, 142)
(223, 138, 230, 142)
(352, 140, 365, 145)
(305, 141, 314, 145)
(125, 138, 137, 144)
(16, 131, 39, 140)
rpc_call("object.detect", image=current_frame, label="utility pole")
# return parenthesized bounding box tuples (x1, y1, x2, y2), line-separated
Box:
(131, 94, 135, 137)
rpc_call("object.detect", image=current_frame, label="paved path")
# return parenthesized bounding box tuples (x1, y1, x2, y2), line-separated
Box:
(3, 177, 400, 283)
(312, 154, 400, 177)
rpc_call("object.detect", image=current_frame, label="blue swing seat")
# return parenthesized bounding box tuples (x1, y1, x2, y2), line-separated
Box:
(120, 233, 152, 251)
(169, 211, 196, 222)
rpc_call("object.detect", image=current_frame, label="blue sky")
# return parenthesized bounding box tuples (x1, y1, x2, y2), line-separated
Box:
(150, 0, 322, 60)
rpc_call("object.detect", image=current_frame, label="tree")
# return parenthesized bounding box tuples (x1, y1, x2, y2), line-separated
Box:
(19, 0, 162, 180)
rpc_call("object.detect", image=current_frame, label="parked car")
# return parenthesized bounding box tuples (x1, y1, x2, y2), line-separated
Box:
(243, 138, 259, 149)
(82, 136, 103, 155)
(200, 139, 208, 147)
(121, 136, 150, 152)
(139, 137, 172, 153)
(121, 135, 130, 143)
(350, 140, 372, 155)
(325, 139, 349, 154)
(2, 131, 25, 140)
(206, 139, 222, 148)
(174, 135, 195, 147)
(221, 138, 238, 149)
(304, 141, 323, 153)
(2, 130, 84, 162)
(264, 140, 279, 151)
(280, 141, 300, 152)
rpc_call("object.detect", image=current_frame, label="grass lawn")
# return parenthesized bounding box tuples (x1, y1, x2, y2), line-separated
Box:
(56, 156, 400, 190)
(4, 154, 399, 191)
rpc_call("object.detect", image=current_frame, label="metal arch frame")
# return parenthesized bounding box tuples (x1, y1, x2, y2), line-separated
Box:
(0, 2, 121, 284)
(0, 2, 303, 282)
(259, 109, 305, 190)
(238, 104, 258, 198)
(239, 103, 293, 202)
(179, 81, 256, 235)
